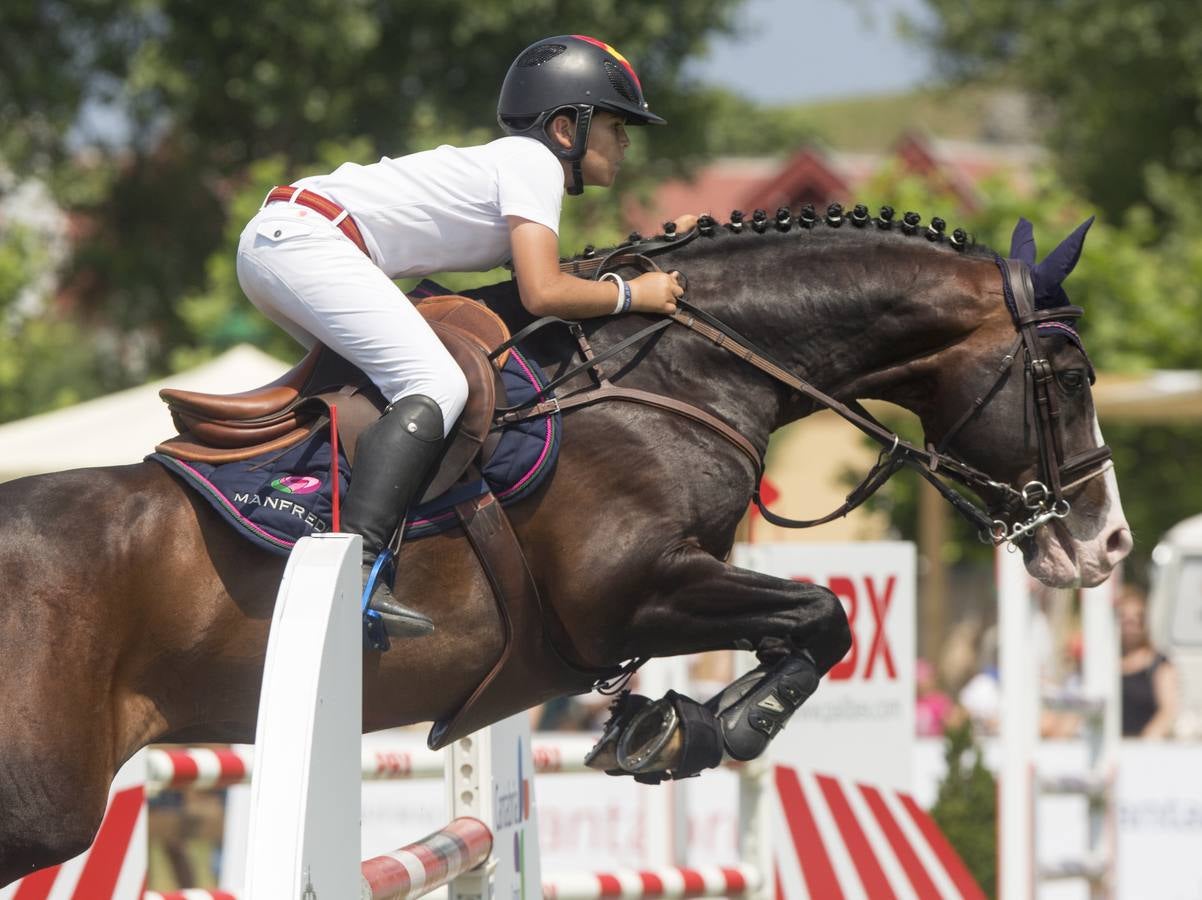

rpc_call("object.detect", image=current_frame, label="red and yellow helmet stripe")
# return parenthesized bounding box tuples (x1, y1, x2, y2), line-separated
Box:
(572, 34, 643, 93)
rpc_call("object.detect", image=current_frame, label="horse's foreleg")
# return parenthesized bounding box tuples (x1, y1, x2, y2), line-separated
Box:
(586, 547, 850, 781)
(625, 545, 850, 672)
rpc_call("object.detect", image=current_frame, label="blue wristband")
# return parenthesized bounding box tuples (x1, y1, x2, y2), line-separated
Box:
(621, 281, 632, 313)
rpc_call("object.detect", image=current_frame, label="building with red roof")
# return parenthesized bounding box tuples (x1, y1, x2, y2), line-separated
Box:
(625, 131, 1044, 235)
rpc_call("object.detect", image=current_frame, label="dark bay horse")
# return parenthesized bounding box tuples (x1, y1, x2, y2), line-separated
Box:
(0, 208, 1130, 883)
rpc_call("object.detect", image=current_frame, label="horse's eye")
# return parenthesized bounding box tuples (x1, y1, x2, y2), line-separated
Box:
(1058, 369, 1085, 393)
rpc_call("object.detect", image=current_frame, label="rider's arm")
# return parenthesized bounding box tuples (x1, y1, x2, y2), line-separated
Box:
(507, 216, 682, 318)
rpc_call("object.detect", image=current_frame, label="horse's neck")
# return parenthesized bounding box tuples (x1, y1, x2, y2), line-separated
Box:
(699, 243, 1001, 430)
(477, 244, 999, 450)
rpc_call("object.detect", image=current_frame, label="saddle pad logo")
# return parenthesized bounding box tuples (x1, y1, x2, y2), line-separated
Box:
(271, 475, 321, 495)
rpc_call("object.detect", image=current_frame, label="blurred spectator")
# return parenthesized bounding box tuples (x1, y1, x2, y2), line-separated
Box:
(915, 657, 956, 736)
(938, 617, 984, 693)
(1119, 585, 1179, 738)
(1039, 627, 1085, 739)
(959, 626, 1000, 734)
(533, 691, 616, 732)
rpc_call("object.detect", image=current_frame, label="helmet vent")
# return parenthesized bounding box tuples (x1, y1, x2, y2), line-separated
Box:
(603, 59, 638, 104)
(516, 43, 567, 67)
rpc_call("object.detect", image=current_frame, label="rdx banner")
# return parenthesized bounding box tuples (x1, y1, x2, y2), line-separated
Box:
(732, 542, 916, 791)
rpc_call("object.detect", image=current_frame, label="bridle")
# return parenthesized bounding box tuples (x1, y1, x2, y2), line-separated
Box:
(494, 243, 1113, 548)
(932, 258, 1114, 545)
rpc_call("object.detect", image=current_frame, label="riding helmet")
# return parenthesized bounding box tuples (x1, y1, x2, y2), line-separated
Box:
(498, 35, 666, 194)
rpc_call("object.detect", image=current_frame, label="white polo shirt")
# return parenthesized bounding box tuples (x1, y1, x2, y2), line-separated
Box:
(292, 136, 565, 279)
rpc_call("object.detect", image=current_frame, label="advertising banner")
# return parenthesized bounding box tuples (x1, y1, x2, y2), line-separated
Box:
(734, 542, 917, 790)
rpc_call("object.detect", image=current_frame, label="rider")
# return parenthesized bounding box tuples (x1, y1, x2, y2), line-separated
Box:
(236, 35, 688, 639)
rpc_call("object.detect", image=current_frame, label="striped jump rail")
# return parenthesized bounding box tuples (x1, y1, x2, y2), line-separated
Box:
(148, 818, 492, 900)
(148, 863, 758, 900)
(147, 735, 744, 794)
(361, 817, 494, 899)
(543, 865, 760, 899)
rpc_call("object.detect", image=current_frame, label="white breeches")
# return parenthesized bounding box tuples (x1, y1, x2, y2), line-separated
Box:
(236, 204, 468, 437)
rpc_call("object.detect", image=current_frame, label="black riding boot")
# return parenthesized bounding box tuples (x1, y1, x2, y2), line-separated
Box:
(341, 394, 445, 639)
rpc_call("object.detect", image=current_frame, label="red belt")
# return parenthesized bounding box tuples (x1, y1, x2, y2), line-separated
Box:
(264, 185, 370, 257)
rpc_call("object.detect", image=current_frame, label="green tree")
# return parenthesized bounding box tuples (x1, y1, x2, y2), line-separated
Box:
(0, 222, 115, 423)
(911, 1, 1202, 222)
(1, 1, 747, 385)
(931, 719, 997, 897)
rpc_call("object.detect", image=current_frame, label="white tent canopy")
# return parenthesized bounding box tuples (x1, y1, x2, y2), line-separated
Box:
(0, 344, 290, 482)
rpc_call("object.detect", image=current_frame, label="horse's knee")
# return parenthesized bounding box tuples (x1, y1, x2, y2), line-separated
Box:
(802, 584, 852, 672)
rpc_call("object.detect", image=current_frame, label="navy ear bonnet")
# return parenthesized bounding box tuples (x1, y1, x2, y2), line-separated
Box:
(1004, 216, 1095, 377)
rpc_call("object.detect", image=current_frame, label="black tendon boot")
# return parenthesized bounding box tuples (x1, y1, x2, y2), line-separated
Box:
(341, 394, 446, 639)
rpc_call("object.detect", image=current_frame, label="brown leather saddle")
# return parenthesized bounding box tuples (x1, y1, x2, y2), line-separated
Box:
(156, 295, 511, 504)
(155, 293, 615, 744)
(155, 293, 611, 745)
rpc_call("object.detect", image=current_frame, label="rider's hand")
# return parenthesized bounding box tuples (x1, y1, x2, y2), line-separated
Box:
(629, 271, 685, 315)
(671, 213, 701, 234)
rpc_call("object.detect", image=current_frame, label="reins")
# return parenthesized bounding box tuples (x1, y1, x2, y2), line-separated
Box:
(497, 237, 1113, 548)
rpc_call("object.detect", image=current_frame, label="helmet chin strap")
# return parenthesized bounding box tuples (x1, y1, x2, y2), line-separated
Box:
(568, 159, 585, 196)
(561, 105, 593, 196)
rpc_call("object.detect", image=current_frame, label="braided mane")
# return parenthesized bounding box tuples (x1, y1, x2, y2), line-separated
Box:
(565, 202, 996, 264)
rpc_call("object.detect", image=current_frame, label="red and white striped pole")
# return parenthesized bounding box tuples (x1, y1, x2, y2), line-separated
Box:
(360, 817, 493, 900)
(145, 734, 610, 793)
(543, 864, 760, 899)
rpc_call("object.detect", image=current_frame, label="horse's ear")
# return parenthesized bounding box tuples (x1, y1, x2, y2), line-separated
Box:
(1033, 216, 1094, 291)
(1009, 217, 1037, 265)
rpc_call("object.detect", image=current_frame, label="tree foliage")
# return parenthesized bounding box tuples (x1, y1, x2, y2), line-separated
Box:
(930, 719, 997, 897)
(0, 222, 116, 422)
(0, 1, 746, 415)
(912, 0, 1202, 221)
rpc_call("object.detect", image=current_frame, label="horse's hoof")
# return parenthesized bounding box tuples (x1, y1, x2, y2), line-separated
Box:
(616, 690, 723, 782)
(585, 692, 650, 772)
(616, 695, 683, 774)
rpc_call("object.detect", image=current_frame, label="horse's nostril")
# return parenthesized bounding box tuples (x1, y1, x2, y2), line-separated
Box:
(1106, 526, 1134, 562)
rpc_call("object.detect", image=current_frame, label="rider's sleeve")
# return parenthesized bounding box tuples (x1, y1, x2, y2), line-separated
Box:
(495, 138, 564, 235)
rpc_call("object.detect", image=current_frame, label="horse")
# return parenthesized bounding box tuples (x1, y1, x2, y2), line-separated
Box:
(0, 205, 1130, 883)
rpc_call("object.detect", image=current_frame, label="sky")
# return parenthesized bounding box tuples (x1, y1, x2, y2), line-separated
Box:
(686, 0, 939, 105)
(75, 2, 939, 146)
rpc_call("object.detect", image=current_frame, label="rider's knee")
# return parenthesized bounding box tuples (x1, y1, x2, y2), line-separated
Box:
(436, 362, 469, 432)
(395, 359, 467, 437)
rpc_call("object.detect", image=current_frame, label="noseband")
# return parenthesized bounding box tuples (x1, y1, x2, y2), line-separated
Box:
(497, 246, 1113, 548)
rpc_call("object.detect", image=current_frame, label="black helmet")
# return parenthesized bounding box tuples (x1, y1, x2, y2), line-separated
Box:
(498, 35, 666, 194)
